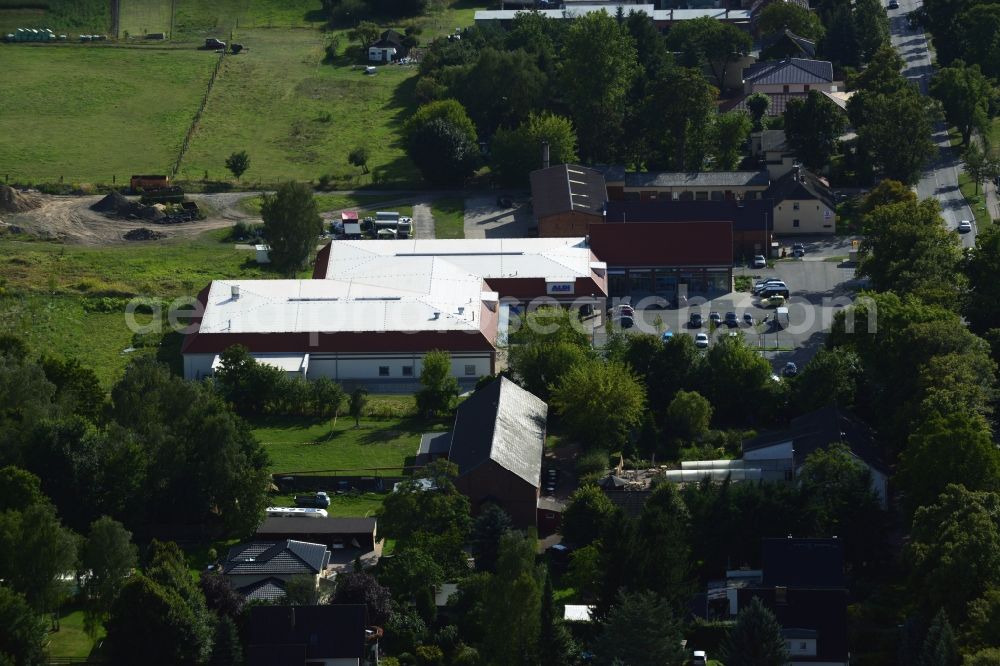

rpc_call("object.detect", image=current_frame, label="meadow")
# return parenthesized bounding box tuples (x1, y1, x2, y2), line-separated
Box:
(0, 0, 109, 35)
(180, 28, 421, 186)
(0, 46, 217, 183)
(119, 0, 173, 38)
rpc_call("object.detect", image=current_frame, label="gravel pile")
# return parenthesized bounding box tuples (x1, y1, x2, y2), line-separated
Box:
(90, 191, 131, 214)
(123, 228, 165, 241)
(0, 185, 42, 213)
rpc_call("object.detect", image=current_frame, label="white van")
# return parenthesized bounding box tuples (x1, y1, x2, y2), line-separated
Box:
(265, 507, 328, 519)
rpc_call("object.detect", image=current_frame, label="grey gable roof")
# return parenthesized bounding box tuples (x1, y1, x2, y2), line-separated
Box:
(224, 539, 330, 576)
(529, 164, 608, 218)
(625, 170, 770, 188)
(449, 376, 547, 487)
(239, 577, 288, 603)
(744, 58, 834, 85)
(765, 167, 836, 209)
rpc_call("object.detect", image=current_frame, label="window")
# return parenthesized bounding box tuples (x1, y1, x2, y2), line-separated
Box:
(793, 201, 800, 210)
(799, 643, 807, 650)
(775, 586, 787, 604)
(464, 364, 476, 376)
(804, 84, 810, 91)
(793, 219, 800, 228)
(378, 366, 389, 377)
(783, 84, 789, 93)
(402, 366, 413, 377)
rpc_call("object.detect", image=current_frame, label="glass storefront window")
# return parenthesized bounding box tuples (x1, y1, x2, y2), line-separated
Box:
(628, 269, 652, 294)
(654, 271, 677, 296)
(609, 271, 627, 296)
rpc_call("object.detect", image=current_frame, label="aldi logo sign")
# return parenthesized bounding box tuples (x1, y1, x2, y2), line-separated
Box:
(547, 282, 575, 295)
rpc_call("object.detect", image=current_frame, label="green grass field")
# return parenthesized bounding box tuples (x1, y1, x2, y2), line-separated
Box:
(270, 491, 388, 517)
(119, 0, 172, 39)
(47, 608, 101, 659)
(0, 46, 217, 184)
(172, 0, 324, 40)
(0, 229, 276, 386)
(180, 29, 420, 187)
(433, 197, 465, 239)
(0, 0, 109, 35)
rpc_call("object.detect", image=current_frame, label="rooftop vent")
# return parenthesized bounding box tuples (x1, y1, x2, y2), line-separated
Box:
(431, 312, 440, 321)
(231, 285, 240, 299)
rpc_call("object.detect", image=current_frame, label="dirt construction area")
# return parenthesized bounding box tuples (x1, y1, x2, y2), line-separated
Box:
(0, 191, 259, 245)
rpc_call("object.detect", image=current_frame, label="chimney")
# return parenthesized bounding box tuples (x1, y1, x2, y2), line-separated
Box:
(231, 284, 240, 300)
(541, 141, 550, 169)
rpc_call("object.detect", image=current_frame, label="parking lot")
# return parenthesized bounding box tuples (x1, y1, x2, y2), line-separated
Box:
(598, 256, 864, 374)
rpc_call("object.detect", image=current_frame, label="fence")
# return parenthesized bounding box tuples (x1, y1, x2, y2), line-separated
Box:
(171, 50, 225, 176)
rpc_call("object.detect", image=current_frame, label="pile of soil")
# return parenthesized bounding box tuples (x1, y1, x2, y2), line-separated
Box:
(123, 228, 165, 241)
(139, 206, 166, 221)
(0, 185, 42, 213)
(90, 191, 131, 214)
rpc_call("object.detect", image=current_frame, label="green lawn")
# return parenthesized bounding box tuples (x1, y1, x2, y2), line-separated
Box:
(270, 491, 387, 517)
(180, 28, 420, 187)
(119, 0, 173, 38)
(433, 197, 466, 239)
(0, 0, 110, 34)
(0, 230, 277, 386)
(958, 171, 993, 228)
(47, 609, 101, 659)
(173, 0, 325, 40)
(0, 45, 217, 184)
(250, 411, 445, 474)
(238, 193, 412, 216)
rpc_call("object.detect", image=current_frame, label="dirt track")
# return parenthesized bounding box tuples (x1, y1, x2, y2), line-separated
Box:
(3, 192, 261, 245)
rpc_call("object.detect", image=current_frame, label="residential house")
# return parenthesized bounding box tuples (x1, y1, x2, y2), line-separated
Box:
(765, 166, 837, 234)
(368, 29, 405, 63)
(529, 164, 609, 237)
(223, 540, 331, 599)
(760, 28, 817, 60)
(750, 130, 800, 180)
(604, 199, 774, 261)
(621, 170, 771, 202)
(742, 406, 888, 507)
(246, 604, 378, 666)
(448, 376, 547, 528)
(256, 517, 378, 554)
(742, 58, 835, 96)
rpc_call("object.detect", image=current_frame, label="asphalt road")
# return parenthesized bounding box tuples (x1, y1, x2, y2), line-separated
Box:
(888, 0, 978, 247)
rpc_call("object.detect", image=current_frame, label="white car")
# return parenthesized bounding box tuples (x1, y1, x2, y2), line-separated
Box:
(695, 333, 709, 348)
(752, 254, 767, 268)
(958, 220, 973, 233)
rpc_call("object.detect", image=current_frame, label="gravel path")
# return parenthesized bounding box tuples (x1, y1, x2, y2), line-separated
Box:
(412, 201, 435, 239)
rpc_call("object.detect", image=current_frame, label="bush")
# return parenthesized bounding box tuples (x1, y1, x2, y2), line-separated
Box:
(576, 450, 610, 480)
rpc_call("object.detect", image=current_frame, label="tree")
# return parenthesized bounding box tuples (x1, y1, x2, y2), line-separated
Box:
(469, 504, 512, 573)
(348, 146, 370, 174)
(416, 350, 460, 416)
(789, 347, 862, 411)
(450, 48, 548, 134)
(757, 3, 825, 42)
(507, 307, 593, 400)
(784, 90, 847, 170)
(957, 4, 1000, 78)
(378, 460, 471, 544)
(481, 532, 543, 665)
(0, 503, 78, 612)
(332, 572, 393, 625)
(664, 17, 752, 91)
(720, 596, 790, 666)
(208, 615, 243, 666)
(635, 484, 694, 606)
(665, 390, 713, 441)
(81, 516, 138, 636)
(700, 335, 773, 425)
(312, 376, 346, 424)
(0, 587, 46, 666)
(907, 485, 1000, 621)
(593, 590, 687, 666)
(349, 387, 368, 427)
(560, 11, 638, 162)
(857, 198, 964, 303)
(490, 113, 578, 186)
(850, 87, 936, 184)
(550, 359, 646, 450)
(710, 111, 752, 170)
(225, 150, 250, 181)
(899, 411, 1000, 516)
(964, 141, 988, 193)
(348, 20, 380, 49)
(820, 5, 860, 67)
(403, 100, 479, 186)
(540, 572, 577, 666)
(0, 466, 47, 512)
(212, 344, 286, 415)
(566, 544, 603, 601)
(644, 67, 717, 170)
(560, 485, 618, 548)
(199, 572, 244, 620)
(859, 178, 916, 214)
(853, 0, 890, 61)
(965, 224, 1000, 332)
(105, 576, 210, 666)
(918, 609, 959, 666)
(38, 355, 104, 423)
(930, 60, 993, 145)
(260, 181, 323, 275)
(746, 92, 771, 131)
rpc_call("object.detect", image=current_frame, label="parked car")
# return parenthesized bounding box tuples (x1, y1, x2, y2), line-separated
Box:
(752, 254, 767, 268)
(709, 311, 722, 326)
(294, 492, 330, 508)
(204, 37, 226, 49)
(744, 313, 755, 326)
(695, 333, 709, 348)
(888, 0, 899, 8)
(767, 294, 787, 307)
(752, 278, 785, 294)
(792, 243, 806, 258)
(692, 651, 708, 666)
(614, 314, 634, 329)
(724, 312, 739, 327)
(662, 330, 674, 342)
(689, 312, 703, 328)
(759, 286, 790, 299)
(958, 220, 973, 233)
(782, 361, 799, 377)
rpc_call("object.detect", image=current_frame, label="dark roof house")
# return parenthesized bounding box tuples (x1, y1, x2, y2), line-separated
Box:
(530, 164, 609, 237)
(239, 577, 289, 603)
(224, 540, 330, 578)
(743, 58, 834, 86)
(246, 604, 374, 666)
(764, 166, 836, 210)
(373, 29, 404, 48)
(256, 517, 378, 553)
(624, 170, 771, 189)
(449, 376, 547, 527)
(760, 28, 817, 58)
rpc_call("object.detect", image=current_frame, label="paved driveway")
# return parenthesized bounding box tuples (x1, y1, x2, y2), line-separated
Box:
(464, 196, 533, 238)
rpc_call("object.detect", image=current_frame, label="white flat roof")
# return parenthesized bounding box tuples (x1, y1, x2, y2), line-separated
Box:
(564, 605, 595, 622)
(213, 352, 308, 373)
(322, 237, 596, 282)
